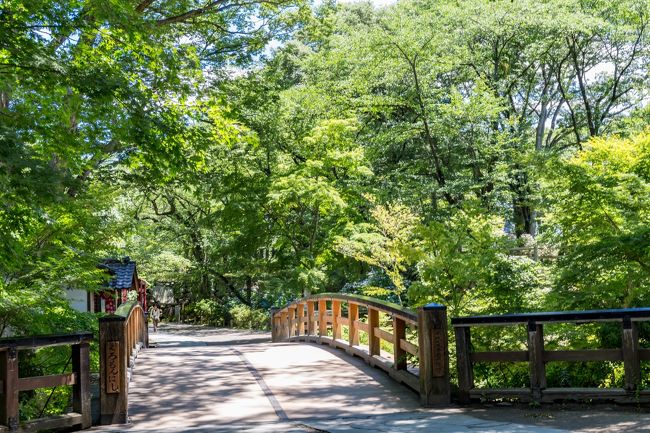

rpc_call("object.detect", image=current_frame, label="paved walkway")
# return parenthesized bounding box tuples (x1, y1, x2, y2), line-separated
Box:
(92, 324, 650, 433)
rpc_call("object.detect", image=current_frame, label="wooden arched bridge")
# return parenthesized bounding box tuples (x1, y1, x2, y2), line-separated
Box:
(2, 295, 650, 433)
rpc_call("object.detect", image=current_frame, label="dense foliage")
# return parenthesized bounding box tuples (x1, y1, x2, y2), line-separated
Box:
(2, 0, 650, 405)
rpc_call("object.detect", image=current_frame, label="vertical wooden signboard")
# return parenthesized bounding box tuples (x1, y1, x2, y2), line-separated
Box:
(431, 327, 446, 378)
(106, 341, 120, 394)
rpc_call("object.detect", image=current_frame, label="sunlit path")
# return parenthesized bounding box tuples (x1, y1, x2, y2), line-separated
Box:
(88, 324, 578, 433)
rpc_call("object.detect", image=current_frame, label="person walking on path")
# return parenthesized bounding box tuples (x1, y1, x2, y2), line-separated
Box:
(150, 304, 161, 332)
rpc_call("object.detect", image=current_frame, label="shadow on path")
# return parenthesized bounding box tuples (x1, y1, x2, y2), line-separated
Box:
(90, 323, 650, 433)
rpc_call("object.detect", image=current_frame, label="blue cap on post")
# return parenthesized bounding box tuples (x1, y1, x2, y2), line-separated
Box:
(423, 302, 446, 310)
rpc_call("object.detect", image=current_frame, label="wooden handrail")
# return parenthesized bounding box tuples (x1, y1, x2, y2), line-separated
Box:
(453, 309, 650, 404)
(0, 333, 92, 432)
(451, 307, 650, 326)
(99, 301, 148, 425)
(0, 332, 93, 350)
(271, 293, 450, 406)
(292, 293, 419, 323)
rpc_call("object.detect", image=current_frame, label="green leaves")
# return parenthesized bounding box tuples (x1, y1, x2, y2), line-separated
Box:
(0, 0, 304, 338)
(409, 207, 544, 315)
(335, 202, 419, 303)
(3, 0, 650, 342)
(544, 132, 650, 308)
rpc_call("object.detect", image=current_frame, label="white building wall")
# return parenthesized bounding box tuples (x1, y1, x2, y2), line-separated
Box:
(66, 288, 89, 312)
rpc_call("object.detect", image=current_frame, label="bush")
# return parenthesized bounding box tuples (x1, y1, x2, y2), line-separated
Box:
(184, 299, 228, 326)
(229, 305, 269, 330)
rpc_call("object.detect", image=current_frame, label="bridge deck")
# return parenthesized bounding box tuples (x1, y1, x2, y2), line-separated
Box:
(91, 324, 647, 433)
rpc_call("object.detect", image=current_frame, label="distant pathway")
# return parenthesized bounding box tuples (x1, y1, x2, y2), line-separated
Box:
(91, 324, 649, 433)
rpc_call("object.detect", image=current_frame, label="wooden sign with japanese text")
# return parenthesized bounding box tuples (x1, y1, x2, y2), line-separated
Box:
(431, 328, 446, 377)
(106, 341, 120, 393)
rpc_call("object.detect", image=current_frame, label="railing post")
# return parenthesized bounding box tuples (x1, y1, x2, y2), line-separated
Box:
(133, 314, 138, 351)
(318, 299, 327, 337)
(280, 311, 289, 340)
(72, 342, 91, 428)
(288, 306, 296, 338)
(307, 302, 315, 336)
(100, 316, 128, 425)
(0, 347, 19, 431)
(270, 308, 280, 342)
(144, 311, 149, 348)
(348, 302, 359, 353)
(418, 303, 450, 406)
(454, 326, 473, 404)
(527, 321, 546, 402)
(393, 317, 407, 371)
(622, 317, 640, 392)
(128, 319, 133, 362)
(297, 303, 305, 337)
(332, 300, 342, 340)
(368, 307, 380, 356)
(131, 314, 136, 355)
(131, 314, 136, 354)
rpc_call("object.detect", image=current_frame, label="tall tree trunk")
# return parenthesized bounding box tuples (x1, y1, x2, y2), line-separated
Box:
(511, 169, 535, 237)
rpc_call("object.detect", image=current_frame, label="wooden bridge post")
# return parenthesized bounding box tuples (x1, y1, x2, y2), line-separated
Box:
(454, 326, 473, 404)
(527, 321, 546, 402)
(318, 300, 327, 337)
(100, 316, 128, 425)
(348, 303, 359, 353)
(72, 342, 91, 429)
(297, 303, 305, 337)
(332, 300, 342, 340)
(368, 308, 380, 356)
(417, 303, 450, 406)
(393, 317, 407, 371)
(280, 311, 289, 340)
(139, 309, 147, 348)
(307, 302, 315, 337)
(0, 347, 19, 431)
(622, 318, 640, 392)
(270, 308, 280, 342)
(142, 311, 149, 348)
(127, 320, 133, 362)
(288, 306, 296, 338)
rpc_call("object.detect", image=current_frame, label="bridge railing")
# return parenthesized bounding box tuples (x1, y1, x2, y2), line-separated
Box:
(272, 293, 450, 405)
(452, 308, 650, 404)
(0, 332, 93, 432)
(99, 301, 148, 425)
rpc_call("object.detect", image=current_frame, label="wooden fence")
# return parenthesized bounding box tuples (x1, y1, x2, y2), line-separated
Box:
(271, 293, 450, 406)
(452, 308, 650, 404)
(0, 332, 92, 432)
(99, 301, 148, 425)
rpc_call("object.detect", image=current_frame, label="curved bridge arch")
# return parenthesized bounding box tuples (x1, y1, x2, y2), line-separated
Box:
(271, 293, 450, 406)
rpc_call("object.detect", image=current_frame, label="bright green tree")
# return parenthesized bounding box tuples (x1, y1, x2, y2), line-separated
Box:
(545, 131, 650, 308)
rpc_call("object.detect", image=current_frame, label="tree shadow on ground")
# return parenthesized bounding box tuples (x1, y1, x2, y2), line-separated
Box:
(97, 325, 650, 433)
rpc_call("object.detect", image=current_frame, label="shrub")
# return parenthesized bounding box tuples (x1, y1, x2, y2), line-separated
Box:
(184, 299, 228, 326)
(229, 305, 269, 330)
